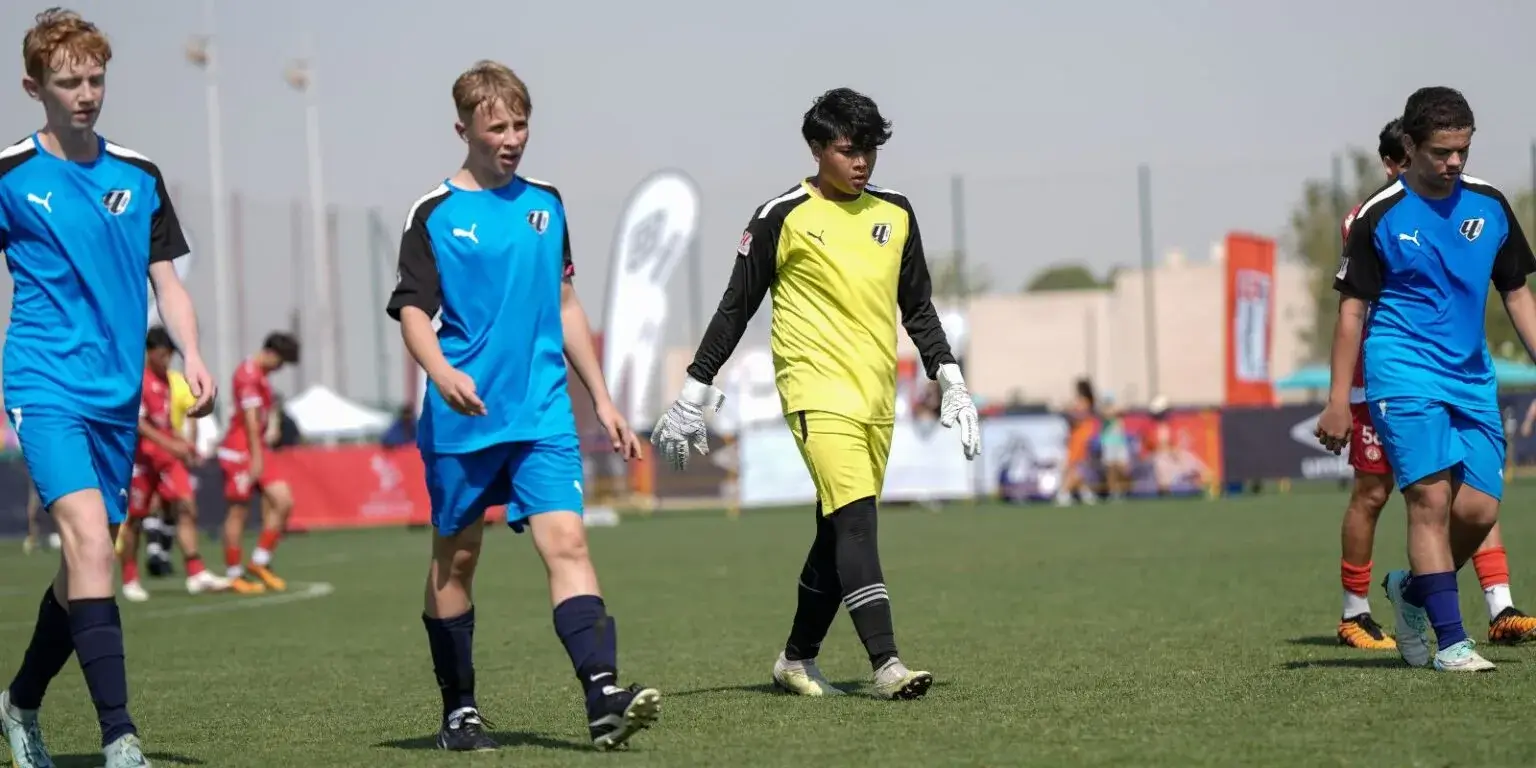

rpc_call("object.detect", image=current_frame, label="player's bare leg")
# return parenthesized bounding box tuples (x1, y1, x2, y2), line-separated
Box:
(246, 482, 293, 592)
(529, 510, 660, 749)
(22, 491, 41, 555)
(423, 518, 495, 752)
(5, 490, 144, 766)
(1445, 488, 1536, 643)
(1337, 471, 1394, 650)
(774, 501, 846, 696)
(165, 498, 228, 594)
(114, 519, 148, 603)
(221, 501, 265, 594)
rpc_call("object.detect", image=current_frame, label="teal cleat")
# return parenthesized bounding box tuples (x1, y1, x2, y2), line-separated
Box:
(1433, 639, 1496, 672)
(0, 688, 54, 768)
(1382, 569, 1432, 668)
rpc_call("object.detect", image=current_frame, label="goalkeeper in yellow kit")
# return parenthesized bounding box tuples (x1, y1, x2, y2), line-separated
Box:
(652, 87, 981, 700)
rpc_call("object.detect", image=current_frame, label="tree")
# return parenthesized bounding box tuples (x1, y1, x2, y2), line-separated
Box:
(1023, 263, 1104, 292)
(1485, 190, 1536, 360)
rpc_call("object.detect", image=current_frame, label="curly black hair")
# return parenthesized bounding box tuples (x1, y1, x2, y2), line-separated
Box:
(263, 331, 301, 364)
(1401, 86, 1474, 145)
(801, 88, 892, 151)
(145, 325, 175, 352)
(1377, 118, 1408, 165)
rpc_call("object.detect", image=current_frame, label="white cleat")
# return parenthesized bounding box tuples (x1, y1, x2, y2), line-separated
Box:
(771, 652, 844, 696)
(0, 688, 54, 768)
(1382, 569, 1431, 668)
(1433, 639, 1497, 672)
(121, 581, 150, 603)
(873, 657, 933, 700)
(186, 571, 231, 595)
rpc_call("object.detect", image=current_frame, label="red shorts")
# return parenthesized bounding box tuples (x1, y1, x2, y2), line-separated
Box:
(218, 449, 289, 503)
(1349, 403, 1392, 476)
(129, 453, 194, 519)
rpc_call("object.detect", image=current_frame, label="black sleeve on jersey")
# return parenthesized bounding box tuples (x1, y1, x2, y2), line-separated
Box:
(147, 164, 190, 264)
(1334, 211, 1384, 300)
(525, 178, 575, 280)
(895, 202, 958, 378)
(563, 224, 574, 280)
(387, 206, 443, 321)
(686, 215, 780, 385)
(1492, 195, 1536, 292)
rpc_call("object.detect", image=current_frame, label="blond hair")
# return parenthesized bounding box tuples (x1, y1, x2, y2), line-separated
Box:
(22, 7, 111, 82)
(452, 60, 530, 121)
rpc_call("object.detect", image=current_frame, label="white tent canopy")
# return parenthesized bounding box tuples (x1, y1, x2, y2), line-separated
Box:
(283, 384, 394, 441)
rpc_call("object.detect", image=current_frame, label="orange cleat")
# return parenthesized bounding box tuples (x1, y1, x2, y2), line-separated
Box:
(1338, 613, 1397, 650)
(1488, 607, 1536, 644)
(228, 577, 266, 595)
(247, 564, 287, 592)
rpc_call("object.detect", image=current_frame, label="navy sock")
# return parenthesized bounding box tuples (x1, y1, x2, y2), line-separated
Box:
(1410, 572, 1468, 650)
(553, 595, 618, 710)
(68, 598, 135, 748)
(422, 608, 477, 720)
(7, 587, 75, 710)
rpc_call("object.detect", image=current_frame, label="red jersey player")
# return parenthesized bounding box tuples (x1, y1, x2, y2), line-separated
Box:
(119, 328, 231, 598)
(219, 332, 300, 592)
(1335, 119, 1536, 649)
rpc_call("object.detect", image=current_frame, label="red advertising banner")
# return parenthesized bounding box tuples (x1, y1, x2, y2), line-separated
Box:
(278, 445, 431, 530)
(1224, 233, 1277, 407)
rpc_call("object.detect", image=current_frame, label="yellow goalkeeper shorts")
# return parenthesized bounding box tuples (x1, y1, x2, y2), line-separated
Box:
(785, 410, 893, 513)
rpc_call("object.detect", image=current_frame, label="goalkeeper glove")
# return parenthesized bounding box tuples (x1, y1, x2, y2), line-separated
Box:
(651, 376, 726, 471)
(937, 363, 981, 460)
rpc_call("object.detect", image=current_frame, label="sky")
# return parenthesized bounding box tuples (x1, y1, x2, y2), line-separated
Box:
(1, 0, 1534, 401)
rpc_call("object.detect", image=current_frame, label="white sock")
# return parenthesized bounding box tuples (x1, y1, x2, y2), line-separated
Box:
(1343, 590, 1371, 620)
(1485, 584, 1514, 621)
(252, 547, 272, 567)
(226, 565, 243, 579)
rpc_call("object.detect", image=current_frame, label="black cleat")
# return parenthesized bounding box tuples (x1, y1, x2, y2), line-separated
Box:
(588, 683, 661, 750)
(436, 708, 498, 752)
(146, 553, 174, 578)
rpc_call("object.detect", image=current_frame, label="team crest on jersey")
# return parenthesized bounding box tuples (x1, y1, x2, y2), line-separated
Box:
(737, 230, 753, 256)
(101, 189, 132, 215)
(527, 209, 550, 234)
(871, 223, 891, 246)
(1460, 217, 1485, 242)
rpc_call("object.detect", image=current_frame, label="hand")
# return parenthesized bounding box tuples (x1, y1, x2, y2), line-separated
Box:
(650, 377, 725, 471)
(430, 367, 486, 416)
(937, 363, 982, 460)
(183, 353, 218, 419)
(1315, 401, 1353, 455)
(596, 401, 644, 461)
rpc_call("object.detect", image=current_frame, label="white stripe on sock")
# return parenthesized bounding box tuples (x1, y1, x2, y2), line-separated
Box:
(844, 584, 889, 611)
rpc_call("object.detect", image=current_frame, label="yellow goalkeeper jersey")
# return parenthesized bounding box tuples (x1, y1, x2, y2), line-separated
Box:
(168, 370, 196, 437)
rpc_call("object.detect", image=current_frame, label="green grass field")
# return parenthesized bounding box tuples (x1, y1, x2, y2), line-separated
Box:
(5, 487, 1536, 767)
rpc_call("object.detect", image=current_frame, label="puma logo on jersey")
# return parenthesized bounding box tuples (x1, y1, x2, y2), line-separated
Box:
(26, 192, 51, 213)
(1398, 230, 1420, 246)
(452, 223, 478, 244)
(806, 230, 825, 245)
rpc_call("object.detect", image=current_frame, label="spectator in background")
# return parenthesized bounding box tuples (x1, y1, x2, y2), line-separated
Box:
(381, 404, 418, 448)
(1055, 378, 1101, 506)
(1099, 400, 1132, 500)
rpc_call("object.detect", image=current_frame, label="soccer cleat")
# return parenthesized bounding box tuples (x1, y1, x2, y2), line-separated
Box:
(228, 577, 266, 595)
(872, 657, 933, 700)
(102, 733, 150, 767)
(21, 535, 37, 555)
(1488, 606, 1536, 645)
(1337, 613, 1397, 650)
(1382, 569, 1432, 667)
(1432, 638, 1497, 672)
(589, 683, 661, 750)
(772, 652, 845, 696)
(247, 565, 286, 592)
(436, 708, 498, 751)
(186, 571, 231, 595)
(121, 581, 150, 603)
(1, 688, 55, 768)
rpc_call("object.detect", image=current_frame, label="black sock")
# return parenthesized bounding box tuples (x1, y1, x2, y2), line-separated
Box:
(68, 598, 135, 747)
(831, 497, 898, 669)
(8, 587, 75, 710)
(785, 502, 843, 662)
(553, 595, 618, 711)
(422, 608, 477, 721)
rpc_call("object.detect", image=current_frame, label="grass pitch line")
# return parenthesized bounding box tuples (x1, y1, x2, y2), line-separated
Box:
(0, 581, 335, 630)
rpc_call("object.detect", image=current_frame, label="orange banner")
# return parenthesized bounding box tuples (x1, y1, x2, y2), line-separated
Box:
(1224, 233, 1277, 407)
(1120, 409, 1224, 492)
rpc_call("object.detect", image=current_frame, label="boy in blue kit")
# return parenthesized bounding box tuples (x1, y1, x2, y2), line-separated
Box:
(1319, 86, 1536, 672)
(0, 9, 216, 768)
(386, 60, 656, 752)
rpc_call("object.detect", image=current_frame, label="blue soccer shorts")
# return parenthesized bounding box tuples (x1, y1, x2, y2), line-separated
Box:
(1370, 397, 1505, 499)
(423, 432, 585, 537)
(9, 406, 137, 524)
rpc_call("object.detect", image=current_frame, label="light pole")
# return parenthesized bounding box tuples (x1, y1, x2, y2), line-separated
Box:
(284, 45, 337, 393)
(184, 0, 234, 416)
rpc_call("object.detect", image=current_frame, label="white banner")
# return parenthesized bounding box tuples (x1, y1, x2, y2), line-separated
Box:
(601, 171, 701, 426)
(977, 413, 1070, 500)
(737, 419, 977, 508)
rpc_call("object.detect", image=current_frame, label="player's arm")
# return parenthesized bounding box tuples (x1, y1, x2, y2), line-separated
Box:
(894, 205, 958, 378)
(387, 203, 484, 415)
(144, 168, 198, 364)
(684, 216, 779, 386)
(556, 227, 617, 408)
(1493, 197, 1536, 362)
(1330, 217, 1385, 408)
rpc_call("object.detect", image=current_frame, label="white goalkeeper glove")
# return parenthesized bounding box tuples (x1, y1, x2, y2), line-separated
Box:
(937, 363, 981, 460)
(651, 376, 726, 471)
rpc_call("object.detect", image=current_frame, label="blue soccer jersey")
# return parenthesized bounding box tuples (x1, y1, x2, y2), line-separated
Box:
(1335, 175, 1536, 410)
(387, 176, 577, 454)
(0, 134, 189, 424)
